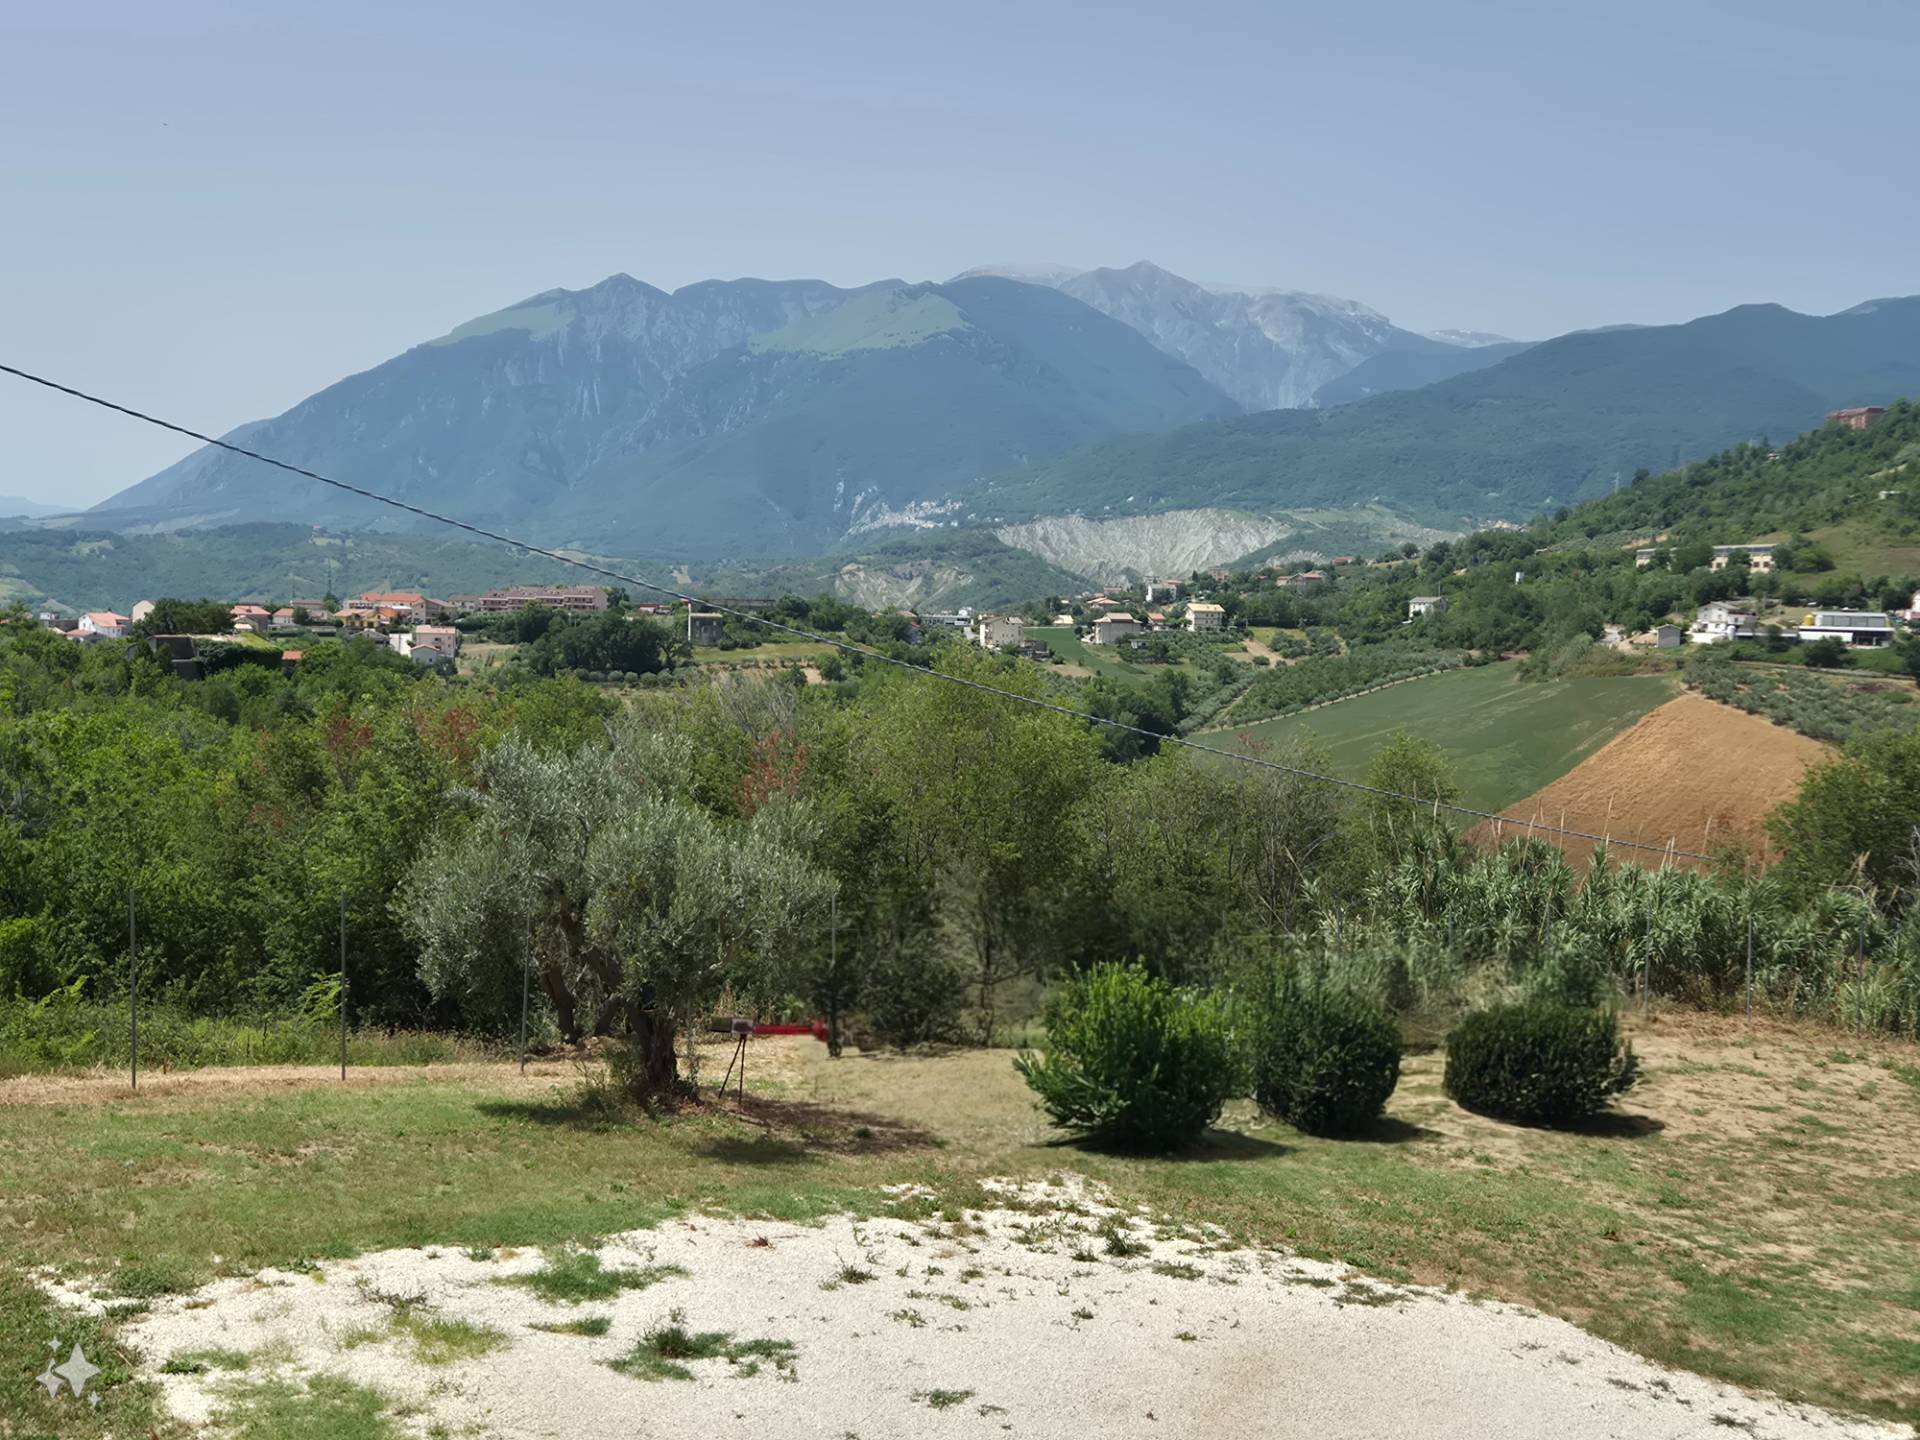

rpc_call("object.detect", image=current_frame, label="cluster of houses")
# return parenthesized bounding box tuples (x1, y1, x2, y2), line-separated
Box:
(1680, 597, 1915, 649)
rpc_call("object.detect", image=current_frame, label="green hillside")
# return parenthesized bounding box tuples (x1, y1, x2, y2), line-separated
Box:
(970, 298, 1920, 528)
(1539, 396, 1920, 559)
(1196, 663, 1677, 814)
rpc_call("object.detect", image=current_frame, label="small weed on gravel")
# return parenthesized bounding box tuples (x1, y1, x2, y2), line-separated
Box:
(502, 1250, 686, 1304)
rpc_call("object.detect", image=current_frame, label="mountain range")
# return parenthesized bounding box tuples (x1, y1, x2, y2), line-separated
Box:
(77, 264, 1920, 588)
(97, 273, 1237, 559)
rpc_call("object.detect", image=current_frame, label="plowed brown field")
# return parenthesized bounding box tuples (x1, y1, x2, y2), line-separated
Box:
(1471, 691, 1831, 868)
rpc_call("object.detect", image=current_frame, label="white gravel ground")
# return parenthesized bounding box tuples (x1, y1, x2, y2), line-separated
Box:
(51, 1176, 1910, 1439)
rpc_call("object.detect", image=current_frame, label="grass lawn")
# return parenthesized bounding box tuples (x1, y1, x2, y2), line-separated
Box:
(690, 641, 835, 665)
(1805, 521, 1920, 580)
(3, 1016, 1918, 1431)
(1028, 626, 1153, 680)
(1199, 662, 1678, 814)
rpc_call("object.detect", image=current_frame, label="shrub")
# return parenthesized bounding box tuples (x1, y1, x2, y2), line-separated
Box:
(1443, 1002, 1638, 1124)
(1253, 979, 1401, 1135)
(1014, 962, 1234, 1151)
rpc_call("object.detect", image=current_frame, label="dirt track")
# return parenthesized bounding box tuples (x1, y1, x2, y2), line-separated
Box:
(1473, 692, 1831, 867)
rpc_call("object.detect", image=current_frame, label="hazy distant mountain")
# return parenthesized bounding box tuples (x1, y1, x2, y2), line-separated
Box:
(1424, 329, 1516, 348)
(0, 495, 76, 520)
(1313, 340, 1533, 406)
(954, 260, 1482, 410)
(97, 273, 1238, 559)
(968, 297, 1920, 528)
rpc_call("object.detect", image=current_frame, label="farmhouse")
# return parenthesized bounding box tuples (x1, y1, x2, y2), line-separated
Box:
(686, 611, 725, 646)
(1275, 570, 1327, 589)
(1408, 595, 1447, 619)
(1711, 544, 1775, 573)
(231, 604, 273, 633)
(973, 615, 1024, 650)
(1797, 609, 1895, 648)
(77, 610, 130, 639)
(1144, 579, 1182, 603)
(1825, 406, 1886, 430)
(1634, 548, 1659, 569)
(1629, 624, 1684, 649)
(1092, 612, 1142, 645)
(1185, 601, 1226, 632)
(1688, 601, 1759, 644)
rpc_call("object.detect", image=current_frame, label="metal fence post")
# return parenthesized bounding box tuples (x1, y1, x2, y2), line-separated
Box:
(519, 914, 532, 1074)
(1641, 912, 1652, 1012)
(1745, 914, 1753, 1024)
(338, 891, 348, 1081)
(1856, 927, 1865, 1040)
(128, 886, 138, 1092)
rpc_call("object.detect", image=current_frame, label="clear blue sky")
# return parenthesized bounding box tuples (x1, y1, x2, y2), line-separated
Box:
(3, 0, 1914, 506)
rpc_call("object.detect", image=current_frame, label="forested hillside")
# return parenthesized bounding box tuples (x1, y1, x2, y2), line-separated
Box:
(1540, 397, 1920, 549)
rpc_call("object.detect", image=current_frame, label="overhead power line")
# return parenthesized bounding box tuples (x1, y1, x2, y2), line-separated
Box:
(0, 360, 1718, 862)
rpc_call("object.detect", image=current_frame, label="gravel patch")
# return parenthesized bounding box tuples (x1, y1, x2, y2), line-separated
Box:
(50, 1175, 1908, 1439)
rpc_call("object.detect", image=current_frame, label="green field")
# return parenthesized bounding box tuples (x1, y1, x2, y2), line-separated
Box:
(1029, 625, 1156, 679)
(1198, 662, 1677, 813)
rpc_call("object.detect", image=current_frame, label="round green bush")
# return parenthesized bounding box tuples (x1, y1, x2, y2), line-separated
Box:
(1254, 982, 1401, 1136)
(1443, 1002, 1639, 1124)
(1014, 962, 1234, 1152)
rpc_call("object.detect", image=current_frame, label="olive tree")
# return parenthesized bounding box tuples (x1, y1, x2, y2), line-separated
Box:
(402, 727, 833, 1099)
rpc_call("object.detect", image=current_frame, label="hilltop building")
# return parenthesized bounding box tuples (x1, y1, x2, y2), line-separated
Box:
(1825, 406, 1887, 431)
(1711, 544, 1776, 573)
(1408, 596, 1447, 619)
(973, 616, 1024, 650)
(446, 585, 609, 614)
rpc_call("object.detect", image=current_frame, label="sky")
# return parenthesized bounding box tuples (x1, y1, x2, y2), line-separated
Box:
(2, 0, 1916, 507)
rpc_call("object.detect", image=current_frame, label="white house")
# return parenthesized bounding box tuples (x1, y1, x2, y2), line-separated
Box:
(973, 616, 1024, 650)
(1144, 579, 1182, 604)
(1092, 612, 1143, 645)
(130, 600, 156, 624)
(270, 607, 298, 631)
(1186, 601, 1226, 633)
(1687, 601, 1758, 644)
(1408, 596, 1447, 619)
(408, 625, 460, 662)
(1797, 610, 1895, 648)
(1711, 544, 1776, 574)
(1903, 589, 1920, 624)
(77, 611, 130, 639)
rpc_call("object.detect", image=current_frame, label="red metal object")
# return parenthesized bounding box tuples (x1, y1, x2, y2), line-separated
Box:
(747, 1020, 829, 1040)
